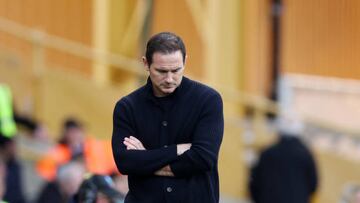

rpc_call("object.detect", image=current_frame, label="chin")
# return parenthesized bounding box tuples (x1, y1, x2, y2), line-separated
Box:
(161, 88, 175, 94)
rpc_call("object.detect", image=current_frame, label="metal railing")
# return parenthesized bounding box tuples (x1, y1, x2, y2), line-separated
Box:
(1, 16, 359, 139)
(0, 16, 277, 122)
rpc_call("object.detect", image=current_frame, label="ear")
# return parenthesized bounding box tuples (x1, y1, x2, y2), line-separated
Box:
(183, 55, 188, 68)
(142, 56, 150, 71)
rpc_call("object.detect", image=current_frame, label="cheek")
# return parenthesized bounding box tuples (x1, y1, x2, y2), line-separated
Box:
(154, 75, 165, 83)
(174, 74, 182, 81)
(150, 73, 161, 82)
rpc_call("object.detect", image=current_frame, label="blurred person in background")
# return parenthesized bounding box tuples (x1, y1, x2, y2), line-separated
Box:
(36, 117, 118, 182)
(14, 112, 48, 142)
(1, 84, 50, 203)
(0, 83, 50, 202)
(0, 136, 26, 203)
(36, 118, 85, 181)
(58, 118, 85, 159)
(75, 174, 125, 203)
(36, 160, 85, 203)
(249, 112, 318, 203)
(0, 82, 49, 141)
(0, 84, 26, 203)
(112, 32, 224, 203)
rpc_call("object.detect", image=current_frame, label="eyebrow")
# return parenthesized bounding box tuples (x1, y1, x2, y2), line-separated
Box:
(155, 67, 182, 72)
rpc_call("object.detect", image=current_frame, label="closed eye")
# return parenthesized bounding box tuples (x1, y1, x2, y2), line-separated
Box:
(172, 68, 182, 73)
(155, 67, 182, 74)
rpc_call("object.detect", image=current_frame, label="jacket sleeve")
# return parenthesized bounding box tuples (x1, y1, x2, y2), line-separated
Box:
(169, 92, 224, 177)
(112, 99, 178, 176)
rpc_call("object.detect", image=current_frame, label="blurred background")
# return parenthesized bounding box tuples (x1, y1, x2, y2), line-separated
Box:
(0, 0, 359, 202)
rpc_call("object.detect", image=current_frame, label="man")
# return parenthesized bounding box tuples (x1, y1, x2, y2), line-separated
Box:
(249, 113, 318, 203)
(37, 160, 85, 203)
(0, 84, 25, 203)
(112, 32, 224, 203)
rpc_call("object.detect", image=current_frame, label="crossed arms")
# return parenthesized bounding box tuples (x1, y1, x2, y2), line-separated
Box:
(123, 136, 191, 176)
(111, 93, 224, 178)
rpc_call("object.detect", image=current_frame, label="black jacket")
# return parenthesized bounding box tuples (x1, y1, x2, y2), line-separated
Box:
(36, 181, 65, 203)
(4, 158, 26, 203)
(249, 136, 318, 203)
(112, 77, 224, 203)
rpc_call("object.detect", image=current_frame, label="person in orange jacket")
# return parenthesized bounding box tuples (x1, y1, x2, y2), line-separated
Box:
(37, 118, 117, 181)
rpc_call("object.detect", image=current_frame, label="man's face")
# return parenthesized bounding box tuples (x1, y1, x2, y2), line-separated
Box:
(144, 50, 185, 97)
(64, 127, 84, 148)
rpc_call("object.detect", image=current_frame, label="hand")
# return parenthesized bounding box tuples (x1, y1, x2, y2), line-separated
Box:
(123, 136, 146, 150)
(154, 165, 174, 177)
(176, 143, 191, 155)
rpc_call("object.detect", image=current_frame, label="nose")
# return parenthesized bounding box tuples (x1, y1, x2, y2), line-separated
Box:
(164, 72, 174, 83)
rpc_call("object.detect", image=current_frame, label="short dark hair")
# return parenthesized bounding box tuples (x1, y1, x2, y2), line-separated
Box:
(63, 118, 82, 130)
(58, 118, 82, 145)
(145, 32, 186, 66)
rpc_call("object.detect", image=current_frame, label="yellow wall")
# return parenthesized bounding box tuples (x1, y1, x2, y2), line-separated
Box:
(36, 68, 126, 139)
(243, 0, 273, 97)
(281, 0, 360, 79)
(108, 0, 143, 88)
(0, 63, 127, 140)
(0, 0, 93, 76)
(151, 0, 204, 79)
(243, 0, 360, 94)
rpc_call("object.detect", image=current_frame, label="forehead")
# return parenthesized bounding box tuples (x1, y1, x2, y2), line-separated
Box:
(151, 50, 184, 67)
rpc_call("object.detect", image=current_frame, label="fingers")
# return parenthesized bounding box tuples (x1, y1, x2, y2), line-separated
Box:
(176, 143, 192, 155)
(129, 136, 145, 150)
(129, 136, 143, 147)
(123, 136, 146, 150)
(123, 138, 137, 150)
(154, 166, 175, 177)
